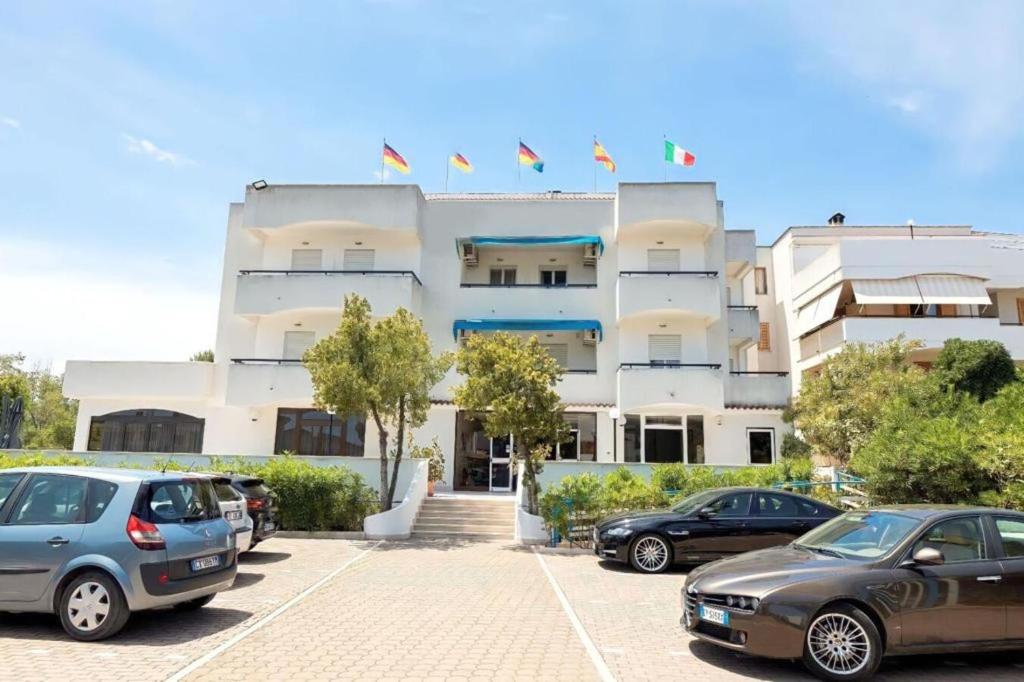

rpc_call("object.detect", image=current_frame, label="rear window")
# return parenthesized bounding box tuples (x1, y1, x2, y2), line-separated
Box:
(86, 479, 118, 523)
(235, 479, 270, 497)
(143, 479, 221, 523)
(214, 481, 241, 502)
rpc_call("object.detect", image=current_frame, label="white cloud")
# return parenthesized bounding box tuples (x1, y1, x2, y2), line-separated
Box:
(791, 1, 1024, 170)
(122, 133, 194, 166)
(1, 117, 20, 129)
(0, 238, 218, 372)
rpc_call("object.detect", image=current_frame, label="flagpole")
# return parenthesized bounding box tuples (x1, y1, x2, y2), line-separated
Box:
(517, 138, 521, 185)
(662, 134, 667, 182)
(380, 137, 386, 185)
(444, 154, 450, 193)
(593, 135, 597, 193)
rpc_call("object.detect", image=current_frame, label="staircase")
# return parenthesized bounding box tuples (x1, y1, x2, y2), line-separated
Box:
(412, 495, 515, 539)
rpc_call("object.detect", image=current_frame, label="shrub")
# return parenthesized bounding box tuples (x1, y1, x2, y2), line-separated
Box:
(258, 458, 378, 531)
(538, 472, 602, 539)
(600, 467, 660, 512)
(933, 338, 1018, 402)
(0, 452, 94, 469)
(780, 433, 811, 459)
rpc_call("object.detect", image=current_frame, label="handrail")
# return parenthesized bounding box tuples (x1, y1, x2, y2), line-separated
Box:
(460, 283, 597, 289)
(730, 371, 789, 377)
(238, 269, 423, 286)
(727, 305, 759, 311)
(619, 362, 722, 370)
(564, 369, 597, 375)
(230, 358, 304, 365)
(619, 270, 718, 277)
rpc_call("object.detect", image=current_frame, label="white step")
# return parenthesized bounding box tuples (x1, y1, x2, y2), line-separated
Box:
(411, 528, 512, 538)
(414, 520, 513, 532)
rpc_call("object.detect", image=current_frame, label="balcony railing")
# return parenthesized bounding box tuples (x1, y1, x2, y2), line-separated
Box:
(619, 362, 722, 370)
(619, 270, 718, 278)
(230, 358, 304, 364)
(459, 283, 597, 288)
(726, 305, 758, 311)
(238, 269, 422, 286)
(730, 370, 789, 377)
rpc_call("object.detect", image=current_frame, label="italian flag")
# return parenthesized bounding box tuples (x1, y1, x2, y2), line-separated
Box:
(664, 140, 696, 167)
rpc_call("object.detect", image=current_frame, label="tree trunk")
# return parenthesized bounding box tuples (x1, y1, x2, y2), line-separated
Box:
(387, 396, 406, 508)
(519, 440, 539, 515)
(371, 407, 390, 511)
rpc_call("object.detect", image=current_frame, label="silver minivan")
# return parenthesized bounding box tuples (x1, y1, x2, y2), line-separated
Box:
(0, 467, 237, 640)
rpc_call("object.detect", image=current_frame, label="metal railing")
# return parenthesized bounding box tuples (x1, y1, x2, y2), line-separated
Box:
(727, 305, 759, 311)
(230, 358, 304, 365)
(619, 362, 722, 370)
(459, 283, 597, 288)
(729, 371, 789, 377)
(238, 269, 423, 286)
(564, 369, 598, 375)
(619, 270, 718, 277)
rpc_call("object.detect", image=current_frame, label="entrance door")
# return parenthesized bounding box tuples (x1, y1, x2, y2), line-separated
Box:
(489, 435, 513, 492)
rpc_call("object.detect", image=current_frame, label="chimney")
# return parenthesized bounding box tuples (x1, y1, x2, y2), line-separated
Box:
(828, 212, 845, 226)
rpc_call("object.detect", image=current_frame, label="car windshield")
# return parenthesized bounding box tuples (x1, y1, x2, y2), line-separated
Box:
(670, 490, 722, 514)
(794, 511, 922, 560)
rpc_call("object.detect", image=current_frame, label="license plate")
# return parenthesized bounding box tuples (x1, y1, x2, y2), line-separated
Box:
(699, 605, 730, 626)
(191, 555, 221, 572)
(226, 510, 243, 521)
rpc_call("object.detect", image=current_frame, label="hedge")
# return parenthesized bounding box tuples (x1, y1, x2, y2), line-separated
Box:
(0, 452, 378, 532)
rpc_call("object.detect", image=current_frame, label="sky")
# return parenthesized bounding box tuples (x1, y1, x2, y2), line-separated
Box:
(1, 0, 1023, 371)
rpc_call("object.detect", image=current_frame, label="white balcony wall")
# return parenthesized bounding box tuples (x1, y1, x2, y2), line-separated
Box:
(245, 311, 343, 359)
(63, 361, 214, 400)
(225, 363, 313, 406)
(725, 374, 790, 408)
(617, 317, 710, 365)
(615, 183, 720, 237)
(727, 307, 758, 345)
(617, 275, 721, 321)
(454, 286, 599, 319)
(253, 228, 420, 272)
(617, 366, 724, 412)
(461, 246, 596, 285)
(234, 272, 420, 316)
(725, 230, 756, 274)
(241, 184, 421, 233)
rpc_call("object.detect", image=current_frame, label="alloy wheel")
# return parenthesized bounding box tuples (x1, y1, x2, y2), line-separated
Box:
(807, 612, 871, 675)
(67, 581, 111, 633)
(633, 536, 669, 572)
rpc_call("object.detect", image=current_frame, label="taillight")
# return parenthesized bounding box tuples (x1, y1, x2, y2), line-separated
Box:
(246, 497, 266, 511)
(127, 514, 166, 550)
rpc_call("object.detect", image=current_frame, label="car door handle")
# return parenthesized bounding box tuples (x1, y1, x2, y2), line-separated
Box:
(46, 537, 70, 547)
(667, 530, 690, 536)
(791, 521, 809, 527)
(977, 575, 1002, 583)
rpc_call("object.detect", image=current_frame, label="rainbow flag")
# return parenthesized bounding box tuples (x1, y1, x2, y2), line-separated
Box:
(382, 143, 410, 174)
(594, 139, 616, 172)
(518, 141, 544, 173)
(450, 153, 473, 173)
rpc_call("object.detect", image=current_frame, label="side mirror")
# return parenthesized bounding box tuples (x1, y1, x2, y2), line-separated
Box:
(697, 507, 717, 520)
(902, 546, 945, 568)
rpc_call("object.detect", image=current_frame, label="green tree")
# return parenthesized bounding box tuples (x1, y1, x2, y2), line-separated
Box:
(453, 333, 569, 515)
(21, 370, 77, 449)
(304, 295, 452, 511)
(0, 353, 29, 405)
(786, 337, 925, 465)
(932, 338, 1017, 402)
(974, 380, 1024, 506)
(189, 349, 215, 362)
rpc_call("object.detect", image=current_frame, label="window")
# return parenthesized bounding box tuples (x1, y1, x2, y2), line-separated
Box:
(644, 416, 684, 463)
(796, 498, 828, 517)
(290, 249, 322, 269)
(686, 415, 705, 464)
(747, 428, 775, 464)
(540, 343, 569, 368)
(758, 493, 800, 517)
(546, 413, 597, 461)
(12, 475, 88, 525)
(489, 267, 517, 285)
(995, 517, 1024, 558)
(343, 248, 375, 270)
(623, 414, 641, 463)
(647, 249, 680, 271)
(0, 473, 23, 508)
(144, 480, 220, 524)
(648, 334, 682, 365)
(540, 267, 567, 286)
(913, 517, 985, 563)
(1018, 299, 1024, 325)
(85, 479, 118, 523)
(87, 410, 205, 453)
(758, 322, 771, 351)
(274, 409, 365, 457)
(283, 330, 315, 360)
(754, 267, 768, 295)
(708, 492, 752, 517)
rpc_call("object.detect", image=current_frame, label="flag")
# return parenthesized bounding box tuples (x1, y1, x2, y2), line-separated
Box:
(664, 140, 695, 167)
(594, 139, 616, 172)
(382, 143, 410, 174)
(518, 141, 544, 173)
(450, 153, 473, 173)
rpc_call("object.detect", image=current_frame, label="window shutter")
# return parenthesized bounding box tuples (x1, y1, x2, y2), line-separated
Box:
(647, 249, 680, 271)
(283, 331, 316, 360)
(541, 344, 569, 368)
(343, 249, 375, 270)
(758, 322, 771, 351)
(648, 334, 682, 363)
(754, 267, 768, 294)
(290, 249, 323, 269)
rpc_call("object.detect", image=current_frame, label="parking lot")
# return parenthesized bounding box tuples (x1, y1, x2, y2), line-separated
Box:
(3, 538, 1024, 681)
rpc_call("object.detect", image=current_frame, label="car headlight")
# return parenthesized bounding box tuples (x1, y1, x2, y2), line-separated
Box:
(606, 527, 634, 538)
(724, 595, 760, 611)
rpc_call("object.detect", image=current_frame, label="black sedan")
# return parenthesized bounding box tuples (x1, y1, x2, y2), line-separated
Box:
(594, 487, 840, 573)
(228, 475, 278, 547)
(682, 506, 1024, 680)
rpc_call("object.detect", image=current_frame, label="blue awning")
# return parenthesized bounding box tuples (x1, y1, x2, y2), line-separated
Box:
(453, 319, 603, 341)
(461, 235, 604, 254)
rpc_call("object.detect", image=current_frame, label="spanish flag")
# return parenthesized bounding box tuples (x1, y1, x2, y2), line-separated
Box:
(450, 153, 473, 173)
(518, 141, 544, 173)
(594, 139, 616, 173)
(382, 143, 410, 174)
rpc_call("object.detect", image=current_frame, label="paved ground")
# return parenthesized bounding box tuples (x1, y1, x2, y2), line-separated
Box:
(4, 538, 1024, 680)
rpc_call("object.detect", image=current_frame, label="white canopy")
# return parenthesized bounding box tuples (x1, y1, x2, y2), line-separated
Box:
(851, 275, 991, 306)
(795, 285, 843, 337)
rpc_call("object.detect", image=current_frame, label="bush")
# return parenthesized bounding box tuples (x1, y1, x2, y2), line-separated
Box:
(538, 472, 603, 539)
(933, 338, 1018, 402)
(600, 467, 660, 512)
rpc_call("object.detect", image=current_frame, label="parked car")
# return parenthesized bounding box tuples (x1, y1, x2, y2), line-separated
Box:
(594, 487, 840, 573)
(206, 475, 253, 553)
(0, 467, 237, 641)
(227, 475, 277, 548)
(682, 506, 1024, 680)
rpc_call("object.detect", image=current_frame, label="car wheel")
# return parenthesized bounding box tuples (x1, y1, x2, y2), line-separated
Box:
(802, 604, 882, 681)
(629, 533, 672, 573)
(58, 572, 130, 641)
(173, 594, 216, 611)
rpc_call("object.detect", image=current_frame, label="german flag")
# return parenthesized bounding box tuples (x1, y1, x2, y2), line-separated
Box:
(594, 139, 616, 173)
(450, 153, 473, 173)
(382, 143, 410, 174)
(518, 141, 544, 173)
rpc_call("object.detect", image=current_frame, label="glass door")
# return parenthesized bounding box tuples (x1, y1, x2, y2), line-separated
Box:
(489, 434, 513, 492)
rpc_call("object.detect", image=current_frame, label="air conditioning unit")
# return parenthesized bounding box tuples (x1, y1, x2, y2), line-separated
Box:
(583, 243, 598, 266)
(461, 242, 478, 266)
(582, 329, 599, 346)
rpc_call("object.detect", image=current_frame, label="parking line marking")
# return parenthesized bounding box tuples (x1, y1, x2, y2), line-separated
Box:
(533, 547, 616, 682)
(165, 540, 382, 682)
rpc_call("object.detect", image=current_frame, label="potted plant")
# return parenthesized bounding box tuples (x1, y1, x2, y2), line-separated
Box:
(411, 438, 445, 497)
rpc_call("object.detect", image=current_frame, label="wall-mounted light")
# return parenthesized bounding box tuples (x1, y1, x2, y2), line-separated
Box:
(549, 258, 557, 263)
(252, 179, 268, 190)
(497, 257, 504, 262)
(658, 323, 668, 328)
(294, 322, 303, 327)
(656, 240, 664, 245)
(355, 241, 363, 246)
(715, 415, 723, 426)
(301, 241, 310, 246)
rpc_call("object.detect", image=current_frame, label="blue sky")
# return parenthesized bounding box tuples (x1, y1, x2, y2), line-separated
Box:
(2, 1, 1023, 368)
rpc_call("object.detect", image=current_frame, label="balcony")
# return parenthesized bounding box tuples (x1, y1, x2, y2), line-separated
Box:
(616, 272, 721, 322)
(225, 360, 312, 406)
(727, 306, 759, 346)
(241, 184, 421, 234)
(63, 361, 214, 400)
(725, 372, 790, 408)
(234, 271, 421, 317)
(616, 363, 724, 411)
(556, 370, 608, 405)
(725, 230, 756, 277)
(455, 284, 599, 318)
(615, 183, 720, 239)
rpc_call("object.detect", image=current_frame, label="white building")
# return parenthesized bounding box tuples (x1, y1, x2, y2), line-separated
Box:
(63, 182, 790, 491)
